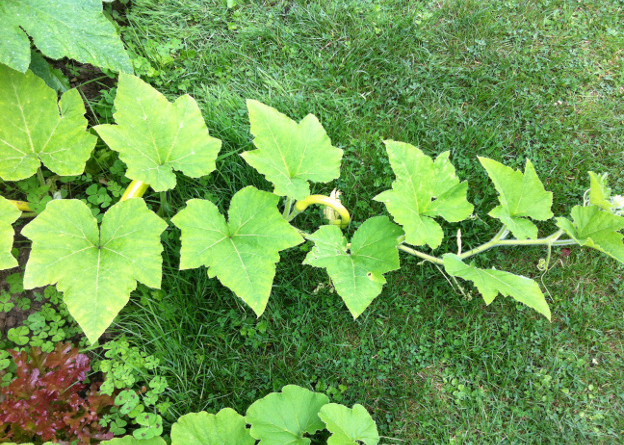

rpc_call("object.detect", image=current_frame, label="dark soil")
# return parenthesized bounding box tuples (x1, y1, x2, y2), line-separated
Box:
(49, 0, 131, 103)
(52, 59, 116, 102)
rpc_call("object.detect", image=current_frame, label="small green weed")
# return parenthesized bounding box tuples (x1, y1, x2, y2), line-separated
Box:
(92, 335, 171, 439)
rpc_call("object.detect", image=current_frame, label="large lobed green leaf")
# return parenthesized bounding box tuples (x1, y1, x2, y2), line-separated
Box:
(479, 158, 553, 240)
(0, 0, 131, 73)
(242, 100, 343, 200)
(304, 216, 402, 318)
(22, 199, 167, 343)
(0, 66, 96, 181)
(319, 403, 379, 445)
(171, 408, 254, 445)
(0, 196, 21, 270)
(557, 205, 624, 264)
(95, 74, 222, 192)
(374, 141, 473, 249)
(443, 254, 551, 320)
(246, 385, 329, 445)
(172, 186, 303, 316)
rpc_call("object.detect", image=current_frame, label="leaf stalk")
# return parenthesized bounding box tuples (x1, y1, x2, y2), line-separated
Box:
(36, 167, 46, 188)
(158, 191, 172, 216)
(291, 195, 351, 228)
(283, 197, 294, 219)
(398, 227, 577, 265)
(120, 180, 149, 201)
(8, 200, 32, 212)
(397, 244, 445, 265)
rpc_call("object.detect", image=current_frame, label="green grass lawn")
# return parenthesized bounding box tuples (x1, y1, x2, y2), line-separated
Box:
(111, 0, 624, 442)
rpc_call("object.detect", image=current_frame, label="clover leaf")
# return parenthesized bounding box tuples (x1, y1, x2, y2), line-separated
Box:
(0, 292, 14, 313)
(115, 389, 141, 415)
(8, 326, 30, 346)
(0, 350, 11, 370)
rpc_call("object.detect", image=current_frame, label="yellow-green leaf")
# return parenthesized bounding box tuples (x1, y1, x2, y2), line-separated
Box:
(374, 141, 473, 249)
(557, 205, 624, 264)
(22, 199, 167, 343)
(443, 254, 551, 320)
(172, 187, 303, 316)
(588, 172, 612, 210)
(246, 385, 329, 445)
(95, 74, 222, 192)
(319, 403, 379, 445)
(171, 408, 254, 445)
(0, 66, 96, 181)
(304, 216, 402, 318)
(0, 0, 131, 73)
(0, 197, 20, 270)
(479, 158, 553, 240)
(242, 100, 343, 200)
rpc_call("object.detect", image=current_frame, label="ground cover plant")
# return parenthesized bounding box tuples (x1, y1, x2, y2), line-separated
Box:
(0, 0, 623, 443)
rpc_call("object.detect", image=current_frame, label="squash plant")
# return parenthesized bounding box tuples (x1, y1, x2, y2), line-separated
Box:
(0, 0, 131, 74)
(100, 384, 380, 445)
(1, 66, 623, 344)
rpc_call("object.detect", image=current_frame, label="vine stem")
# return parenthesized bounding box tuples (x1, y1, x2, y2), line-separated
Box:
(36, 167, 46, 188)
(7, 180, 150, 216)
(8, 200, 32, 212)
(120, 180, 149, 201)
(290, 195, 351, 228)
(282, 197, 294, 219)
(457, 226, 510, 259)
(398, 227, 577, 264)
(158, 191, 172, 216)
(495, 231, 577, 247)
(397, 244, 444, 265)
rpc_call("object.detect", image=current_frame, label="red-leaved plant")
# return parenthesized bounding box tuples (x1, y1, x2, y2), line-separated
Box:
(0, 343, 115, 444)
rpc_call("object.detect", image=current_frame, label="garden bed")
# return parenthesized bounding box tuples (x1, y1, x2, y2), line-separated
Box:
(1, 0, 623, 443)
